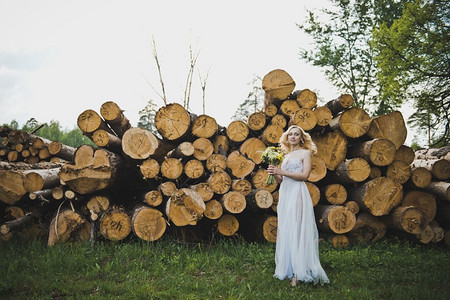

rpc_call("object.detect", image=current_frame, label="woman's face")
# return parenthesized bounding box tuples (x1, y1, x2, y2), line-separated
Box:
(287, 127, 303, 146)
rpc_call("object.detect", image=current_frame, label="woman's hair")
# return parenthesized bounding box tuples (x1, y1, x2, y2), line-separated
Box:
(279, 125, 317, 154)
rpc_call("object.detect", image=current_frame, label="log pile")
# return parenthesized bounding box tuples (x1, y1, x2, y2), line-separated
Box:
(1, 71, 449, 248)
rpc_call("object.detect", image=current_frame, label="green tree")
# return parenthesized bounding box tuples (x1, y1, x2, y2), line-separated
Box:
(232, 76, 264, 121)
(298, 0, 405, 114)
(137, 99, 159, 135)
(372, 0, 450, 146)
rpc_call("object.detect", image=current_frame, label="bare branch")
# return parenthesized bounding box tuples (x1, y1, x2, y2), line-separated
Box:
(184, 44, 200, 110)
(151, 36, 167, 105)
(198, 67, 210, 114)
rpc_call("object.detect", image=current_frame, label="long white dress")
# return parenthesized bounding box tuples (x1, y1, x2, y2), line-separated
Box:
(273, 151, 329, 284)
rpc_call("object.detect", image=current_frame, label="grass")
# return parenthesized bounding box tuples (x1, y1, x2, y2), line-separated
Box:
(0, 235, 449, 299)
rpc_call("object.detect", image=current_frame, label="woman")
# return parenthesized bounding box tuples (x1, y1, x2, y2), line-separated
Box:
(267, 125, 329, 286)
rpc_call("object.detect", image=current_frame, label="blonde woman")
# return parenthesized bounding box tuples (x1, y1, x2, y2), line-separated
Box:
(267, 125, 329, 286)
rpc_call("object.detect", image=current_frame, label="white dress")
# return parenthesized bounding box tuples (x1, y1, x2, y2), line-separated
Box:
(273, 151, 329, 284)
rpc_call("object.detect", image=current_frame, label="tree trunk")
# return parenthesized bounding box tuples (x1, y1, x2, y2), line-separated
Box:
(231, 179, 252, 196)
(402, 190, 437, 223)
(122, 127, 173, 161)
(415, 146, 450, 160)
(261, 125, 284, 145)
(262, 69, 295, 101)
(344, 201, 360, 214)
(424, 181, 450, 201)
(92, 129, 122, 153)
(312, 131, 347, 171)
(190, 182, 214, 202)
(213, 134, 229, 155)
(324, 94, 354, 116)
(207, 171, 232, 195)
(348, 177, 403, 216)
(226, 120, 249, 143)
(315, 205, 356, 234)
(308, 156, 327, 182)
(193, 138, 214, 161)
(247, 112, 267, 132)
(139, 158, 160, 179)
(23, 168, 61, 192)
(48, 141, 76, 162)
(158, 181, 177, 197)
(144, 190, 163, 207)
(246, 189, 273, 210)
(99, 208, 132, 241)
(100, 101, 132, 138)
(264, 104, 278, 117)
(166, 142, 194, 159)
(77, 109, 113, 136)
(313, 106, 333, 128)
(184, 159, 204, 179)
(131, 205, 166, 241)
(367, 111, 407, 150)
(191, 114, 219, 139)
(270, 114, 288, 129)
(347, 139, 396, 167)
(280, 100, 300, 118)
(394, 145, 415, 165)
(1, 212, 34, 235)
(206, 154, 227, 173)
(329, 107, 371, 138)
(251, 168, 278, 193)
(305, 182, 320, 206)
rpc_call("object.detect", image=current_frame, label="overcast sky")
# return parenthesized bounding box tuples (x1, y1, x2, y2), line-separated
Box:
(0, 0, 415, 144)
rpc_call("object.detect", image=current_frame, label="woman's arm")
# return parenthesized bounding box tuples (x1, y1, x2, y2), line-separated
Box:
(267, 151, 312, 182)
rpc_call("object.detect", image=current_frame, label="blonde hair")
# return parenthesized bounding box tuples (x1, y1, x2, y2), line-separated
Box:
(279, 125, 317, 154)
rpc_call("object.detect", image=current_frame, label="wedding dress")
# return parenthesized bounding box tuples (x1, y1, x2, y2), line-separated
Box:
(273, 151, 329, 284)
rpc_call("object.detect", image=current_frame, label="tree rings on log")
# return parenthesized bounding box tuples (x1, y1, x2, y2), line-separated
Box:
(132, 206, 166, 242)
(190, 182, 214, 202)
(221, 191, 246, 214)
(312, 131, 347, 171)
(100, 101, 132, 138)
(247, 112, 267, 132)
(155, 103, 191, 141)
(226, 151, 255, 178)
(92, 129, 122, 152)
(240, 137, 266, 165)
(252, 168, 278, 192)
(348, 139, 396, 167)
(121, 127, 160, 160)
(231, 179, 252, 196)
(290, 108, 317, 131)
(330, 107, 371, 138)
(213, 135, 229, 155)
(386, 160, 411, 184)
(247, 189, 273, 209)
(305, 182, 320, 206)
(139, 159, 160, 179)
(394, 145, 415, 165)
(161, 158, 183, 180)
(264, 104, 278, 117)
(294, 88, 317, 109)
(166, 141, 194, 159)
(424, 181, 450, 201)
(184, 159, 204, 179)
(308, 156, 327, 182)
(23, 168, 60, 192)
(262, 69, 295, 101)
(144, 190, 163, 207)
(226, 120, 249, 143)
(193, 138, 214, 161)
(48, 210, 90, 246)
(412, 159, 450, 181)
(166, 188, 205, 226)
(261, 125, 284, 145)
(315, 205, 356, 234)
(206, 154, 227, 173)
(204, 200, 223, 220)
(280, 100, 300, 117)
(333, 158, 371, 184)
(321, 184, 347, 205)
(344, 201, 360, 214)
(367, 111, 407, 149)
(325, 94, 354, 116)
(77, 109, 112, 135)
(208, 171, 231, 194)
(314, 106, 333, 127)
(270, 114, 288, 129)
(158, 181, 177, 197)
(191, 115, 218, 139)
(347, 212, 386, 243)
(402, 190, 437, 222)
(217, 214, 239, 236)
(99, 208, 132, 241)
(382, 206, 427, 234)
(409, 167, 432, 188)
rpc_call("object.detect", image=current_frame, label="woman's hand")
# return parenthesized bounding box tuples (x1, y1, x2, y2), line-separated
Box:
(267, 165, 281, 175)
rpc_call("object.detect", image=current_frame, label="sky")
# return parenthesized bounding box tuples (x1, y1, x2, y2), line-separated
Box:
(0, 0, 415, 144)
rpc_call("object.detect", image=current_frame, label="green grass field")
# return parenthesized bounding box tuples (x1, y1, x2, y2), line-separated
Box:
(1, 236, 449, 299)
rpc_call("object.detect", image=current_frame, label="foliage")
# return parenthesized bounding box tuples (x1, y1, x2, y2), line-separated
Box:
(137, 99, 159, 135)
(372, 0, 450, 146)
(297, 0, 405, 114)
(0, 237, 449, 299)
(232, 76, 264, 120)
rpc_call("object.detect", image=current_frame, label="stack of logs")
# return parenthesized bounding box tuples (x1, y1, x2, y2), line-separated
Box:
(0, 69, 449, 248)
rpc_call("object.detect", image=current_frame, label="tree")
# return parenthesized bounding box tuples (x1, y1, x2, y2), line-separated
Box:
(298, 0, 404, 114)
(372, 0, 450, 146)
(137, 99, 159, 135)
(232, 76, 264, 121)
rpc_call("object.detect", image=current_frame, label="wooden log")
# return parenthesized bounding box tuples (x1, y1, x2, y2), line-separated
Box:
(77, 109, 113, 136)
(213, 134, 229, 155)
(190, 182, 214, 202)
(332, 158, 371, 184)
(158, 181, 177, 197)
(329, 107, 371, 138)
(48, 141, 76, 162)
(415, 224, 435, 244)
(382, 206, 428, 235)
(193, 138, 214, 161)
(409, 167, 432, 188)
(204, 199, 223, 220)
(313, 106, 333, 128)
(415, 146, 450, 160)
(324, 94, 354, 116)
(394, 145, 415, 165)
(367, 111, 407, 150)
(240, 137, 266, 165)
(99, 208, 132, 241)
(429, 220, 444, 243)
(290, 108, 317, 131)
(131, 206, 166, 242)
(226, 120, 249, 143)
(1, 212, 34, 235)
(231, 179, 252, 196)
(206, 154, 227, 173)
(246, 189, 273, 209)
(226, 151, 255, 178)
(347, 139, 396, 167)
(411, 159, 450, 181)
(184, 159, 204, 179)
(48, 209, 90, 246)
(239, 213, 278, 243)
(347, 212, 386, 243)
(270, 114, 288, 129)
(424, 181, 450, 201)
(247, 112, 267, 132)
(86, 195, 110, 220)
(251, 168, 278, 192)
(166, 141, 194, 159)
(160, 158, 183, 180)
(38, 147, 51, 161)
(369, 166, 381, 179)
(402, 190, 436, 223)
(344, 201, 360, 214)
(264, 103, 278, 117)
(312, 131, 347, 171)
(220, 191, 246, 214)
(280, 100, 300, 118)
(144, 190, 163, 207)
(154, 103, 193, 141)
(262, 69, 295, 101)
(29, 188, 53, 202)
(217, 214, 239, 236)
(348, 177, 403, 216)
(165, 188, 205, 226)
(59, 146, 123, 194)
(0, 169, 26, 205)
(386, 160, 411, 184)
(315, 205, 356, 234)
(320, 184, 347, 205)
(207, 171, 231, 195)
(122, 127, 172, 161)
(445, 231, 450, 247)
(261, 124, 284, 145)
(305, 182, 320, 206)
(7, 150, 19, 162)
(293, 88, 317, 109)
(92, 129, 122, 153)
(52, 186, 65, 200)
(191, 114, 218, 139)
(139, 158, 160, 179)
(271, 190, 279, 212)
(307, 156, 327, 182)
(22, 168, 61, 192)
(99, 101, 132, 138)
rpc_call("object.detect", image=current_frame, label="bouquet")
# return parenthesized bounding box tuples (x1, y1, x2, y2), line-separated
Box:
(261, 146, 284, 185)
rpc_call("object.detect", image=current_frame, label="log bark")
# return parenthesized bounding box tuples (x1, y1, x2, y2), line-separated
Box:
(92, 129, 122, 153)
(165, 188, 205, 226)
(262, 69, 295, 101)
(348, 177, 403, 216)
(23, 168, 61, 192)
(367, 111, 407, 150)
(415, 146, 450, 160)
(191, 114, 218, 139)
(315, 205, 356, 234)
(100, 101, 132, 138)
(166, 142, 194, 159)
(131, 205, 166, 241)
(48, 141, 76, 162)
(324, 94, 354, 116)
(226, 151, 255, 178)
(312, 131, 347, 171)
(347, 139, 396, 167)
(1, 212, 34, 235)
(290, 108, 317, 131)
(329, 107, 371, 138)
(99, 208, 132, 241)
